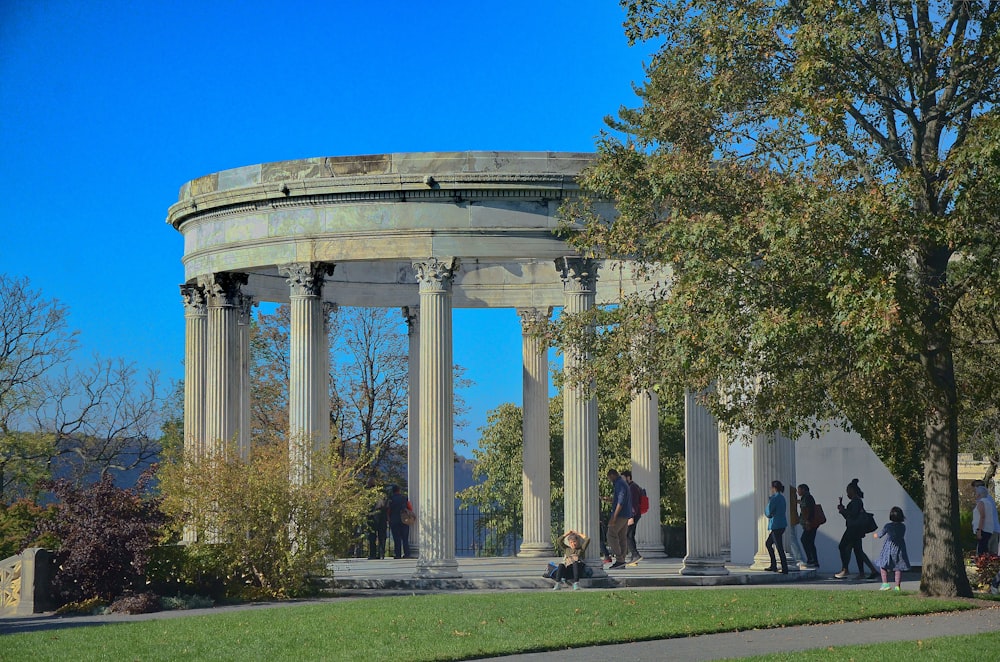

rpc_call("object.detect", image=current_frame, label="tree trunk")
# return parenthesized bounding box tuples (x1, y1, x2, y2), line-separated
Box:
(919, 346, 973, 597)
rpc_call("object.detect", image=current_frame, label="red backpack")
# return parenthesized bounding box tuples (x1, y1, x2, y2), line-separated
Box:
(639, 489, 650, 515)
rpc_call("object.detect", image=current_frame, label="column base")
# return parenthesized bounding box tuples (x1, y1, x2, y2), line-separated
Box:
(636, 544, 667, 559)
(414, 559, 462, 579)
(680, 556, 730, 576)
(517, 543, 554, 558)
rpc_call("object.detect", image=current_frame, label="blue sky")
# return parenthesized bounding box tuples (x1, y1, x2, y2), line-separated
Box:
(0, 0, 651, 446)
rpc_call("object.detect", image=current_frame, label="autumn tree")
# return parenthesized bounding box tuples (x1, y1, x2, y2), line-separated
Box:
(559, 1, 999, 596)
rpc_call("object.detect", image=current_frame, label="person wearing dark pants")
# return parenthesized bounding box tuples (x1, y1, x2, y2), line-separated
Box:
(387, 485, 413, 559)
(835, 478, 877, 579)
(764, 480, 789, 574)
(622, 470, 643, 563)
(797, 484, 819, 567)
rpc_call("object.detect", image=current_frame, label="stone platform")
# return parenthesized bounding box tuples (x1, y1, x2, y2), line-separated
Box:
(320, 556, 819, 594)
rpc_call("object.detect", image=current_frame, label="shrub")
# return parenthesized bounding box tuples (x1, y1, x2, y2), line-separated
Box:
(972, 553, 1000, 590)
(160, 593, 214, 610)
(158, 440, 368, 599)
(54, 596, 107, 616)
(33, 467, 169, 605)
(110, 591, 162, 614)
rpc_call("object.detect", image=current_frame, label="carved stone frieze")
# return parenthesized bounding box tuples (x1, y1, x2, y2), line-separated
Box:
(279, 262, 335, 297)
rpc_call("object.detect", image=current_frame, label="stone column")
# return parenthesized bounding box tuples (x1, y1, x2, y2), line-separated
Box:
(202, 272, 247, 457)
(751, 432, 796, 569)
(719, 427, 732, 560)
(402, 305, 421, 555)
(181, 283, 207, 461)
(631, 389, 665, 558)
(413, 258, 461, 578)
(180, 283, 207, 545)
(237, 295, 255, 461)
(555, 257, 605, 577)
(517, 307, 552, 557)
(681, 389, 729, 575)
(280, 262, 334, 486)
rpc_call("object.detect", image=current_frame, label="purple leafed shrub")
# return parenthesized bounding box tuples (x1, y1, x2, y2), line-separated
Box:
(34, 467, 169, 605)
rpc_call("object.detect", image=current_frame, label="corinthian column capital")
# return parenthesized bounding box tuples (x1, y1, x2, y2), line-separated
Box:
(279, 262, 335, 297)
(412, 258, 459, 293)
(554, 256, 598, 292)
(516, 307, 552, 333)
(237, 294, 257, 325)
(180, 283, 207, 316)
(200, 272, 248, 307)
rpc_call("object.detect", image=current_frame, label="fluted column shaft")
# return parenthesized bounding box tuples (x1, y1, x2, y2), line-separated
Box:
(751, 432, 796, 569)
(631, 389, 665, 558)
(681, 389, 729, 575)
(719, 427, 732, 559)
(181, 284, 207, 545)
(413, 258, 461, 578)
(237, 295, 255, 460)
(517, 307, 552, 557)
(281, 263, 333, 486)
(203, 272, 247, 457)
(181, 284, 207, 461)
(555, 257, 604, 577)
(403, 306, 421, 554)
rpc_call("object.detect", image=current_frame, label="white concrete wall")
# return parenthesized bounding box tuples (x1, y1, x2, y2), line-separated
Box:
(728, 423, 923, 572)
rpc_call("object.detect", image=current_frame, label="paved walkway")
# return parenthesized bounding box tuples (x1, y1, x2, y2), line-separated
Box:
(3, 556, 997, 660)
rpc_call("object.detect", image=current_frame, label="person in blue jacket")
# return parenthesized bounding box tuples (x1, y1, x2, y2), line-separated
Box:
(764, 480, 789, 574)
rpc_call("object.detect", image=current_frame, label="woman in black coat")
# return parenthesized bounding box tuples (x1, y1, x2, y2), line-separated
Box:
(834, 478, 877, 579)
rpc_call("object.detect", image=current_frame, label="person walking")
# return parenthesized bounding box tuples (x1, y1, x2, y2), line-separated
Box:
(622, 470, 643, 563)
(764, 480, 789, 574)
(387, 485, 414, 559)
(605, 469, 632, 569)
(551, 529, 590, 590)
(835, 478, 878, 579)
(797, 484, 819, 568)
(874, 506, 911, 591)
(971, 480, 1000, 555)
(972, 484, 998, 557)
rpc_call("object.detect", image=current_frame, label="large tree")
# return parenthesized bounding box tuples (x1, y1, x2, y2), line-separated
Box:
(0, 275, 163, 500)
(559, 1, 999, 596)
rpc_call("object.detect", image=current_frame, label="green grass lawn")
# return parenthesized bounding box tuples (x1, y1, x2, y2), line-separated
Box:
(2, 589, 976, 662)
(742, 630, 1000, 661)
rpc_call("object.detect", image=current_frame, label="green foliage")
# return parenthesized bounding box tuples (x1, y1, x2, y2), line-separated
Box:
(33, 468, 168, 605)
(0, 497, 57, 559)
(158, 440, 369, 599)
(459, 393, 686, 541)
(556, 0, 1000, 597)
(458, 403, 525, 553)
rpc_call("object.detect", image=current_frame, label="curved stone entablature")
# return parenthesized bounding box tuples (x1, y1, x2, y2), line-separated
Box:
(167, 151, 655, 308)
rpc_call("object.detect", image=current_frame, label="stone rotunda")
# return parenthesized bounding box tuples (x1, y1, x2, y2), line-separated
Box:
(167, 151, 732, 579)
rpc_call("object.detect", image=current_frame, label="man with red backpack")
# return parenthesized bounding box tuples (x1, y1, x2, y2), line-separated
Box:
(622, 470, 647, 563)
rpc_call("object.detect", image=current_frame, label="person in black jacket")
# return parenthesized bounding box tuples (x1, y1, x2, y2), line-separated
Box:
(387, 485, 414, 559)
(797, 484, 819, 568)
(834, 478, 877, 579)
